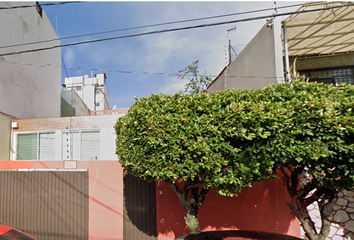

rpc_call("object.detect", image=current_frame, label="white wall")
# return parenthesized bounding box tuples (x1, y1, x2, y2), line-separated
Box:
(208, 18, 284, 92)
(64, 74, 109, 111)
(61, 90, 91, 116)
(12, 115, 120, 161)
(0, 2, 61, 119)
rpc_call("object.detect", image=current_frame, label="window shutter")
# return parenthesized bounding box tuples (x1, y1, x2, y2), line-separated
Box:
(81, 131, 100, 160)
(39, 133, 55, 160)
(18, 134, 37, 160)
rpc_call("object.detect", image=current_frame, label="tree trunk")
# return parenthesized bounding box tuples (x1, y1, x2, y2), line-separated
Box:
(185, 212, 201, 234)
(281, 168, 337, 240)
(169, 181, 210, 234)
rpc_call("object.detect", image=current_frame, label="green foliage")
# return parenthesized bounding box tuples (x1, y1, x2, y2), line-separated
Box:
(178, 60, 212, 94)
(115, 80, 354, 198)
(258, 82, 354, 192)
(115, 89, 276, 196)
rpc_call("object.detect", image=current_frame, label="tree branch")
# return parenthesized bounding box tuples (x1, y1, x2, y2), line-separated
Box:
(185, 182, 202, 190)
(169, 182, 187, 207)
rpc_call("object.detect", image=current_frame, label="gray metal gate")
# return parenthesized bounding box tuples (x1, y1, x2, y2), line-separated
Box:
(0, 171, 89, 240)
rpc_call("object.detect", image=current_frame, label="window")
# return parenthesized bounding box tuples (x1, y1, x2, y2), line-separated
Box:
(81, 131, 100, 160)
(62, 131, 100, 160)
(95, 87, 103, 94)
(18, 134, 37, 160)
(300, 67, 354, 85)
(39, 133, 56, 160)
(67, 86, 81, 91)
(17, 133, 55, 160)
(17, 131, 100, 161)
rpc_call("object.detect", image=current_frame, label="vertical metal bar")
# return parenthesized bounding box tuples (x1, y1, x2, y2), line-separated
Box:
(70, 117, 73, 160)
(283, 22, 291, 83)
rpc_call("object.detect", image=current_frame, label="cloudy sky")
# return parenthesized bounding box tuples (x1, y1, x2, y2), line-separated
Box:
(42, 1, 304, 108)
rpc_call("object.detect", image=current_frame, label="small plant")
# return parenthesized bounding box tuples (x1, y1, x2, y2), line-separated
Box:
(178, 60, 212, 94)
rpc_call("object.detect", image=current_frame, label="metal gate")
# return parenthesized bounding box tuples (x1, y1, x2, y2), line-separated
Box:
(123, 174, 157, 240)
(0, 171, 89, 240)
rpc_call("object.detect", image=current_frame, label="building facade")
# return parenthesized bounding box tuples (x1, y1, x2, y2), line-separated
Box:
(208, 2, 354, 93)
(0, 2, 61, 119)
(63, 73, 110, 111)
(4, 114, 125, 240)
(12, 115, 118, 161)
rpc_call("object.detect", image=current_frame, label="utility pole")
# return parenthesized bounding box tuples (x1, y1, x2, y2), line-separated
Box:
(227, 26, 237, 65)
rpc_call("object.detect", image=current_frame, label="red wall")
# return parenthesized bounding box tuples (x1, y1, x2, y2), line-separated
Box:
(156, 178, 300, 240)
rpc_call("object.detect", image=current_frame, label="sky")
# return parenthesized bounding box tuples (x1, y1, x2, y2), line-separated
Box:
(41, 1, 305, 109)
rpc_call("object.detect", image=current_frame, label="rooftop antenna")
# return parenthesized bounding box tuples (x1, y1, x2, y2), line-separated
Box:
(227, 26, 237, 65)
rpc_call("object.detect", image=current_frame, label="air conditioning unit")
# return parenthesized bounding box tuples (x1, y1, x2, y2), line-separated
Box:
(11, 122, 18, 129)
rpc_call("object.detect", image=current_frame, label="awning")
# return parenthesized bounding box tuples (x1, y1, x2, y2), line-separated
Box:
(283, 1, 354, 58)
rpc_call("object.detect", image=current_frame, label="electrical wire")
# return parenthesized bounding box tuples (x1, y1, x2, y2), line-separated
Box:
(0, 2, 83, 10)
(0, 59, 284, 79)
(1, 2, 354, 58)
(0, 2, 306, 50)
(61, 57, 69, 78)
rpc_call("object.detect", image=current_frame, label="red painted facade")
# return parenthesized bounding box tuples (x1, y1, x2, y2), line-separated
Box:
(156, 178, 300, 240)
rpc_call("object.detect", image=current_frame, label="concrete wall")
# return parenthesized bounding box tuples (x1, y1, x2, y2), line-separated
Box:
(0, 113, 12, 160)
(61, 97, 76, 117)
(0, 2, 61, 119)
(61, 90, 91, 116)
(207, 18, 284, 92)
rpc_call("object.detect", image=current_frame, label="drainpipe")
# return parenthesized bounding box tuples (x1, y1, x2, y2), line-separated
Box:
(283, 22, 291, 83)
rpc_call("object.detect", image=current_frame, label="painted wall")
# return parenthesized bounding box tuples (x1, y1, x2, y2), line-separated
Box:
(12, 115, 120, 161)
(207, 18, 284, 93)
(0, 113, 12, 160)
(61, 97, 76, 117)
(156, 178, 300, 240)
(0, 2, 61, 119)
(61, 90, 91, 116)
(0, 160, 124, 240)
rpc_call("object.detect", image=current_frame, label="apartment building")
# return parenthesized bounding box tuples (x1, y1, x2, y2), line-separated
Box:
(63, 73, 110, 111)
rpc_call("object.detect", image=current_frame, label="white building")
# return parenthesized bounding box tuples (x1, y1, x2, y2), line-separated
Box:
(0, 2, 61, 119)
(12, 115, 119, 161)
(63, 73, 109, 111)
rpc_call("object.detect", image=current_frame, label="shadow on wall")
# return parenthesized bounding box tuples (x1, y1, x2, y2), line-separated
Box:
(156, 178, 298, 239)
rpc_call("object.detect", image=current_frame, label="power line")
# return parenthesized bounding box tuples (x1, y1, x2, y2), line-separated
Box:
(1, 2, 354, 57)
(61, 57, 69, 78)
(0, 59, 285, 79)
(0, 2, 306, 50)
(0, 2, 83, 10)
